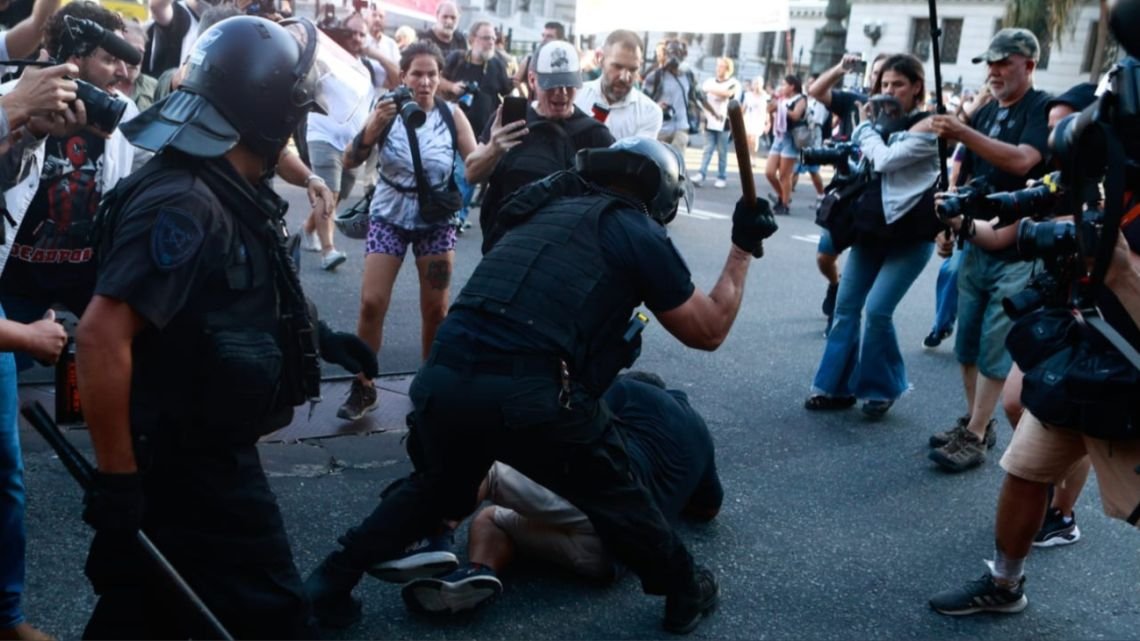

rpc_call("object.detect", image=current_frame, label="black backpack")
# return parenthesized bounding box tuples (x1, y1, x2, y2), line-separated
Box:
(478, 112, 608, 253)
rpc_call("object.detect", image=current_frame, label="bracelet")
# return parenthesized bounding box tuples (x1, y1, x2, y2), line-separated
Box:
(304, 174, 326, 186)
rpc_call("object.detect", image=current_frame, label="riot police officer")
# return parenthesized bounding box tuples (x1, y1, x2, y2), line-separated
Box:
(306, 138, 778, 635)
(74, 16, 375, 639)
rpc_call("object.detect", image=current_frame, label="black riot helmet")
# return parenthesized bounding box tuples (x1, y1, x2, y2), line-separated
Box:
(574, 138, 694, 225)
(122, 16, 328, 159)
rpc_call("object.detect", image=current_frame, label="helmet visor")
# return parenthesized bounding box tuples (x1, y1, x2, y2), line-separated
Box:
(282, 18, 373, 124)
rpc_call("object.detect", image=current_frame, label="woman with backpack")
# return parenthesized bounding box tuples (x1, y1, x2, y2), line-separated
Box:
(803, 53, 940, 419)
(336, 41, 479, 421)
(763, 75, 807, 215)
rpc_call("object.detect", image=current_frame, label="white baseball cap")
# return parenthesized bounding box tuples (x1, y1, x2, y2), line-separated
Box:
(533, 40, 582, 90)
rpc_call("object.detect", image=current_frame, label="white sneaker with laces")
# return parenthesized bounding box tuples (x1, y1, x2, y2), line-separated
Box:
(322, 249, 347, 271)
(689, 173, 704, 186)
(303, 230, 321, 252)
(714, 179, 727, 189)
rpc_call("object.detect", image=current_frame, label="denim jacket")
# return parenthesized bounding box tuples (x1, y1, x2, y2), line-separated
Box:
(853, 119, 939, 224)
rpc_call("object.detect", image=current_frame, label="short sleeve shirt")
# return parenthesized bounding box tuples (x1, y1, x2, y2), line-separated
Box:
(961, 88, 1052, 192)
(417, 29, 467, 57)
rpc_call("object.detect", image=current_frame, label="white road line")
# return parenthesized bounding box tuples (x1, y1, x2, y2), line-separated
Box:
(792, 234, 821, 244)
(680, 208, 730, 220)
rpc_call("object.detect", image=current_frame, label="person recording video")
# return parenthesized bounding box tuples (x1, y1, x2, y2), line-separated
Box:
(0, 1, 138, 370)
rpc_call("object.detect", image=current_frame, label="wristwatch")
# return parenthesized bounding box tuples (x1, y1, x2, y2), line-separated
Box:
(304, 174, 326, 186)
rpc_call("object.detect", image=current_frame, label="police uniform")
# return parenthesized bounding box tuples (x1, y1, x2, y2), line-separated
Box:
(82, 153, 317, 640)
(321, 174, 701, 600)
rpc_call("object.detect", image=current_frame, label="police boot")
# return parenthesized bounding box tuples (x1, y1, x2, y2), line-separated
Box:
(305, 551, 365, 629)
(663, 565, 719, 634)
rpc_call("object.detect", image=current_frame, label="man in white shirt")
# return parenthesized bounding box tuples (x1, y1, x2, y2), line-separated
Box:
(574, 30, 662, 140)
(362, 5, 398, 89)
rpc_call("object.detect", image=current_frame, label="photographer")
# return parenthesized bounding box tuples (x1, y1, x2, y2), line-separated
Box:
(336, 42, 477, 422)
(803, 54, 939, 419)
(925, 28, 1052, 472)
(643, 38, 700, 154)
(0, 1, 137, 369)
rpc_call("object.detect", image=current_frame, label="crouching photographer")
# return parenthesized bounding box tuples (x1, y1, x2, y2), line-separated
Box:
(0, 1, 138, 370)
(929, 26, 1140, 615)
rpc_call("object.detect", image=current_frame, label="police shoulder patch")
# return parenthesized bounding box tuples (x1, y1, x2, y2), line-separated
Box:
(151, 207, 204, 270)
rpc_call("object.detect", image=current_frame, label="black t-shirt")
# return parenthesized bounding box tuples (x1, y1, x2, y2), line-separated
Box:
(417, 28, 467, 57)
(602, 378, 723, 521)
(0, 0, 32, 28)
(829, 89, 867, 141)
(961, 88, 1052, 193)
(443, 51, 512, 135)
(143, 1, 199, 77)
(438, 204, 695, 352)
(1, 130, 107, 303)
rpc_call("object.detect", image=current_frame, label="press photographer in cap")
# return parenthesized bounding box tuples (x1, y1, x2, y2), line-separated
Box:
(0, 1, 139, 370)
(465, 38, 613, 254)
(305, 137, 777, 635)
(924, 26, 1052, 472)
(930, 0, 1140, 611)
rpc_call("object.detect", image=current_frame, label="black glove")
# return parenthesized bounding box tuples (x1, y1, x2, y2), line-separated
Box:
(731, 198, 778, 258)
(82, 472, 144, 533)
(318, 321, 379, 379)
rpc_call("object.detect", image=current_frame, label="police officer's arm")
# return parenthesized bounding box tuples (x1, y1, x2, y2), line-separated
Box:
(929, 113, 1044, 178)
(76, 296, 148, 473)
(464, 106, 527, 183)
(655, 246, 752, 351)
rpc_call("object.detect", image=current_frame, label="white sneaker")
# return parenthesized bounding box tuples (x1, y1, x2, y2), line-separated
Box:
(321, 249, 347, 271)
(304, 230, 321, 252)
(689, 173, 704, 186)
(714, 179, 727, 189)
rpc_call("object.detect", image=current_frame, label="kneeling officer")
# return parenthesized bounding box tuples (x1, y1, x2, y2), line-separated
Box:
(307, 138, 777, 635)
(74, 16, 376, 639)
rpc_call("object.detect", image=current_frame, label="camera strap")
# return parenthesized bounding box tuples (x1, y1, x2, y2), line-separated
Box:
(1089, 122, 1127, 293)
(401, 98, 457, 205)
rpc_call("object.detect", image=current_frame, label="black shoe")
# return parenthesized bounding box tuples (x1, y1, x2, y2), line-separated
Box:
(1033, 508, 1081, 548)
(663, 565, 719, 634)
(305, 555, 365, 629)
(929, 573, 1027, 616)
(822, 282, 839, 317)
(923, 326, 953, 348)
(367, 530, 459, 583)
(401, 563, 503, 614)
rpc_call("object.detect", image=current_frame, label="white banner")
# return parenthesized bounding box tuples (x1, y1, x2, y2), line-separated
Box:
(574, 0, 790, 35)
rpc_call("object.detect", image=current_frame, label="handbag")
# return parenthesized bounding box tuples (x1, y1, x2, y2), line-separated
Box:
(814, 169, 872, 253)
(790, 124, 814, 149)
(403, 112, 462, 225)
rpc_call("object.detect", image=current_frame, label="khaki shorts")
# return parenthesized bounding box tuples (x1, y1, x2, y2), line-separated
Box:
(485, 462, 617, 581)
(1000, 412, 1140, 524)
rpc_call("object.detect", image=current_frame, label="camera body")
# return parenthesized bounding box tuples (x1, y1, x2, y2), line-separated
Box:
(458, 80, 480, 107)
(55, 16, 131, 133)
(662, 104, 675, 121)
(801, 141, 859, 170)
(379, 85, 427, 128)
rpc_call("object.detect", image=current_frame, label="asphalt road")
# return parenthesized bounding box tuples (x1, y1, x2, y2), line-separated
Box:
(16, 147, 1140, 639)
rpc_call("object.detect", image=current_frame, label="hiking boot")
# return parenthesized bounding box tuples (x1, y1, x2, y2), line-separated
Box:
(663, 565, 719, 634)
(367, 530, 459, 583)
(401, 563, 503, 614)
(929, 573, 1027, 616)
(337, 379, 378, 421)
(821, 281, 839, 317)
(1033, 508, 1081, 548)
(928, 429, 987, 472)
(929, 416, 997, 449)
(305, 554, 366, 629)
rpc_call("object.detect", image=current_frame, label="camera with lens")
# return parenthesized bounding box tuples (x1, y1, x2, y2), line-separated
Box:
(662, 104, 675, 121)
(934, 178, 993, 221)
(458, 80, 480, 108)
(378, 86, 426, 128)
(53, 16, 135, 133)
(801, 141, 859, 171)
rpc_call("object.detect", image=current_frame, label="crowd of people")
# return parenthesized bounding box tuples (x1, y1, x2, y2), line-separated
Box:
(0, 0, 1137, 637)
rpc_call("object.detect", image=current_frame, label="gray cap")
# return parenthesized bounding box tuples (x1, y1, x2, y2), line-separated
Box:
(532, 40, 582, 90)
(972, 28, 1040, 64)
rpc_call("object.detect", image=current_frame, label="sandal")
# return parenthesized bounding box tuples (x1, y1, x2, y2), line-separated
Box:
(803, 395, 857, 411)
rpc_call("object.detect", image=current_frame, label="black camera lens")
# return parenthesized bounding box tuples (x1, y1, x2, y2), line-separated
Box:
(75, 79, 127, 133)
(380, 87, 427, 128)
(1016, 218, 1078, 260)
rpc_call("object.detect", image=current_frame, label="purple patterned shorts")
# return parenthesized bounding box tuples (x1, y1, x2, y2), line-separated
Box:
(365, 217, 456, 258)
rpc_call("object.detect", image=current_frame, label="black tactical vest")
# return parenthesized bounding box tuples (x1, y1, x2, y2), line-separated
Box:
(454, 193, 640, 389)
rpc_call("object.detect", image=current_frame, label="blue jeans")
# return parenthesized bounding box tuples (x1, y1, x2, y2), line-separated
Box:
(698, 129, 730, 180)
(812, 241, 934, 401)
(932, 251, 960, 334)
(0, 304, 25, 629)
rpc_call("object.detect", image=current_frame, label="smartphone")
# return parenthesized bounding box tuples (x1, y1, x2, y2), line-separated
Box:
(502, 96, 528, 126)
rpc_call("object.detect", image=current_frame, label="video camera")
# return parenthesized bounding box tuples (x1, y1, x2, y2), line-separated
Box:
(458, 81, 480, 108)
(378, 86, 426, 128)
(54, 16, 139, 133)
